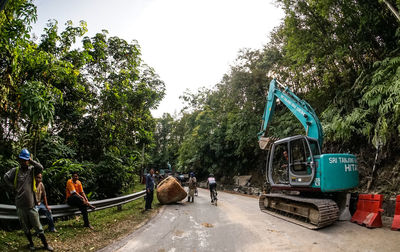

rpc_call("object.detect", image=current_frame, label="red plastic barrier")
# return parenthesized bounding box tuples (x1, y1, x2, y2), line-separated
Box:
(351, 194, 383, 228)
(391, 195, 400, 231)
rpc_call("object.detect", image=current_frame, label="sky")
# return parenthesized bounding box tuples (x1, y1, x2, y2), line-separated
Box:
(32, 0, 284, 118)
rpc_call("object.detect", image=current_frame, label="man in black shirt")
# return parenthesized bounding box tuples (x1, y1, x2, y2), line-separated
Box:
(145, 169, 155, 210)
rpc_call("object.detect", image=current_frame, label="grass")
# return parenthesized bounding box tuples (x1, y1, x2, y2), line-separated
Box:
(0, 183, 161, 251)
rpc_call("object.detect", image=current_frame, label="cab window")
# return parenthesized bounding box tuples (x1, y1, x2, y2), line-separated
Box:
(290, 138, 310, 174)
(271, 143, 289, 184)
(308, 139, 321, 156)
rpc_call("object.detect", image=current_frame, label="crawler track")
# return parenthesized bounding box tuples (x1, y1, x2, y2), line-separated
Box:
(259, 193, 339, 229)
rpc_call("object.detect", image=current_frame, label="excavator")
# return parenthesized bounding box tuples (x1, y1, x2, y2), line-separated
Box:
(258, 79, 359, 229)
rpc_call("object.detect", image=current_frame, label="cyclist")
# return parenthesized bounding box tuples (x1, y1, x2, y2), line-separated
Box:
(207, 173, 217, 203)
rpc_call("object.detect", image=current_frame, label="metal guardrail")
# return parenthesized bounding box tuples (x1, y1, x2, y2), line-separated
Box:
(0, 190, 146, 220)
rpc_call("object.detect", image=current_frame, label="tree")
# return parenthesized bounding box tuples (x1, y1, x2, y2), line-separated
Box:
(0, 0, 166, 203)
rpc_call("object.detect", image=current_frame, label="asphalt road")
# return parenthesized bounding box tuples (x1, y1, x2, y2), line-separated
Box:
(100, 188, 400, 252)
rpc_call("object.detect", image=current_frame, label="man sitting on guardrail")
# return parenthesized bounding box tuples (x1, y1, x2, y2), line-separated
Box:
(35, 173, 57, 232)
(65, 171, 95, 229)
(3, 149, 54, 251)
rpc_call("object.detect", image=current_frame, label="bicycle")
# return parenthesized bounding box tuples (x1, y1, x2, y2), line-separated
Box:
(211, 188, 218, 206)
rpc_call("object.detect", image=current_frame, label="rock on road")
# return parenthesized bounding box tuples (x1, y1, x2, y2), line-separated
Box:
(100, 188, 400, 252)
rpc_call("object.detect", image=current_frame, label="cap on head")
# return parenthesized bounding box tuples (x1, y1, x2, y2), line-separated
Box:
(19, 149, 30, 160)
(209, 173, 214, 177)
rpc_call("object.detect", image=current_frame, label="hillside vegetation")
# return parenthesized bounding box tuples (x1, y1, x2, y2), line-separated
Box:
(150, 1, 400, 197)
(1, 1, 400, 204)
(0, 0, 164, 204)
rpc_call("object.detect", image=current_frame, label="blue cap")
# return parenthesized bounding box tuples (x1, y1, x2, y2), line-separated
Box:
(19, 149, 30, 160)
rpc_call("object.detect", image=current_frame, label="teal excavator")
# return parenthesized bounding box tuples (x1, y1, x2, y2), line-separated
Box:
(258, 79, 359, 229)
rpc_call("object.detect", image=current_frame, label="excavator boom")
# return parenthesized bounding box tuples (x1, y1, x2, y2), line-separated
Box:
(259, 79, 323, 147)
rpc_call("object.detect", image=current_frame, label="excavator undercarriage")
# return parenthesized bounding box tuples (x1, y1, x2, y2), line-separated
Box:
(259, 193, 339, 229)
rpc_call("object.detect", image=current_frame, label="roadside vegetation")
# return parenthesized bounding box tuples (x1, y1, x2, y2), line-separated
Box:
(1, 0, 400, 249)
(0, 181, 161, 251)
(150, 1, 400, 197)
(0, 0, 165, 205)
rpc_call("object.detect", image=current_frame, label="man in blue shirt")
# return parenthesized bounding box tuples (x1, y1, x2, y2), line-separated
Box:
(145, 168, 155, 210)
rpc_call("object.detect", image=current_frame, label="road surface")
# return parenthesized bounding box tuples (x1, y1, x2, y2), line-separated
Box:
(100, 188, 400, 252)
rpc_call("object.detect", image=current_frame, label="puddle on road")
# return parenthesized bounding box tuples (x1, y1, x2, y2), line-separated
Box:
(174, 230, 184, 237)
(202, 222, 214, 228)
(266, 228, 281, 233)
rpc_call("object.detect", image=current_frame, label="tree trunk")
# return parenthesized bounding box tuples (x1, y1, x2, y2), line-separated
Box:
(382, 0, 400, 22)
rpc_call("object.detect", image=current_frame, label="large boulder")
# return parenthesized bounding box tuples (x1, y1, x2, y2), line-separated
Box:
(156, 176, 187, 204)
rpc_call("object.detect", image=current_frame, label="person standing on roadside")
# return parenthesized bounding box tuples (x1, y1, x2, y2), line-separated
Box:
(145, 168, 155, 210)
(187, 172, 197, 203)
(66, 171, 95, 229)
(3, 149, 54, 251)
(35, 173, 56, 232)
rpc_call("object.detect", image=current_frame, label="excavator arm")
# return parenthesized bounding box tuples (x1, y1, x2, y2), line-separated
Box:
(258, 79, 324, 148)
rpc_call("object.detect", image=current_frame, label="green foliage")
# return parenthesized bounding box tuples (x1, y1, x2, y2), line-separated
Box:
(148, 113, 177, 171)
(43, 159, 95, 204)
(19, 80, 58, 126)
(0, 155, 19, 204)
(149, 0, 400, 188)
(36, 133, 76, 168)
(268, 0, 400, 154)
(1, 0, 164, 205)
(2, 0, 400, 200)
(94, 153, 134, 198)
(166, 49, 274, 178)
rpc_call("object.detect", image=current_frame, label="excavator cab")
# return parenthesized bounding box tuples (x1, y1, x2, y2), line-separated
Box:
(267, 135, 319, 188)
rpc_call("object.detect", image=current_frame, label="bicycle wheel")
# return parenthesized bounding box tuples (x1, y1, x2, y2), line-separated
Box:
(213, 191, 217, 206)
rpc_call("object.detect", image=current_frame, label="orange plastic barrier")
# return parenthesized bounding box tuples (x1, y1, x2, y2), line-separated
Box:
(391, 195, 400, 231)
(351, 194, 383, 228)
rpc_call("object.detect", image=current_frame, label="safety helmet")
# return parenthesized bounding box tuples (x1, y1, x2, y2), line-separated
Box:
(18, 149, 30, 160)
(209, 173, 214, 177)
(190, 172, 194, 177)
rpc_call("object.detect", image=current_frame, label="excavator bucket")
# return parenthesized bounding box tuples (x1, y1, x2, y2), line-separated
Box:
(258, 137, 278, 150)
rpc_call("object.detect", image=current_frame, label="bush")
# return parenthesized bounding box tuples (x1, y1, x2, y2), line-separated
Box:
(36, 134, 76, 169)
(93, 153, 134, 198)
(43, 159, 96, 204)
(0, 155, 19, 204)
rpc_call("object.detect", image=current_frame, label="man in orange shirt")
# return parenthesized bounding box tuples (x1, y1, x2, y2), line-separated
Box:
(66, 171, 95, 229)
